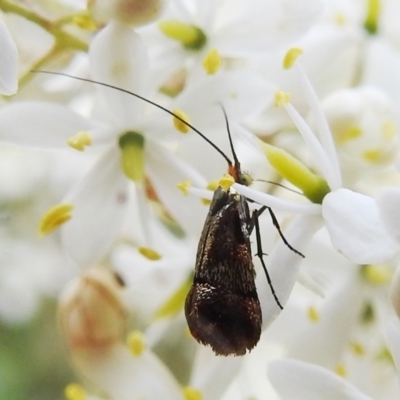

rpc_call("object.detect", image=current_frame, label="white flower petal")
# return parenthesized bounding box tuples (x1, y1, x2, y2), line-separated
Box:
(268, 359, 373, 400)
(216, 0, 322, 55)
(61, 146, 129, 266)
(0, 102, 102, 148)
(90, 20, 149, 130)
(73, 344, 183, 400)
(322, 189, 400, 264)
(232, 183, 322, 215)
(295, 63, 342, 190)
(0, 18, 18, 95)
(377, 187, 400, 242)
(190, 346, 243, 400)
(146, 141, 209, 237)
(288, 271, 364, 368)
(258, 214, 323, 329)
(284, 102, 338, 190)
(385, 318, 400, 380)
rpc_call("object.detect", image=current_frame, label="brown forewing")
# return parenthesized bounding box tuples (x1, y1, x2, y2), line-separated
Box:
(185, 187, 262, 356)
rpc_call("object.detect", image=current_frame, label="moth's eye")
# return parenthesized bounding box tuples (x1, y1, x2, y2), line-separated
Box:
(240, 172, 253, 187)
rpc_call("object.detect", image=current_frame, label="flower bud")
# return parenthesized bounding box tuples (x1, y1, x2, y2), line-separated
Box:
(88, 0, 165, 27)
(58, 268, 127, 352)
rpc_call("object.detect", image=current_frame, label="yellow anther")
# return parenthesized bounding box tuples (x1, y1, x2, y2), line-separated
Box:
(274, 90, 291, 107)
(154, 275, 193, 318)
(334, 12, 347, 26)
(307, 305, 320, 323)
(336, 125, 362, 144)
(364, 0, 380, 34)
(219, 174, 235, 191)
(335, 364, 347, 377)
(119, 132, 145, 182)
(128, 330, 146, 357)
(202, 48, 222, 75)
(173, 109, 191, 133)
(65, 383, 87, 400)
(262, 142, 330, 204)
(67, 131, 92, 151)
(183, 386, 203, 400)
(363, 148, 385, 163)
(350, 342, 365, 356)
(361, 264, 392, 285)
(382, 121, 396, 140)
(177, 180, 191, 196)
(201, 180, 219, 205)
(38, 203, 74, 237)
(138, 247, 162, 261)
(283, 47, 304, 69)
(158, 21, 207, 50)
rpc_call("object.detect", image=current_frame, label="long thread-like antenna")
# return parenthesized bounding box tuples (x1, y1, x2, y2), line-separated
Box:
(219, 103, 242, 182)
(31, 70, 233, 167)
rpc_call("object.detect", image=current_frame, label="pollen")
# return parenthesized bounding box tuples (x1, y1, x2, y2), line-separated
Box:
(172, 109, 191, 133)
(219, 174, 235, 191)
(202, 48, 222, 75)
(67, 131, 92, 151)
(183, 386, 203, 400)
(307, 305, 320, 323)
(128, 330, 146, 357)
(64, 383, 87, 400)
(335, 364, 347, 377)
(361, 264, 392, 285)
(38, 203, 74, 237)
(119, 132, 145, 182)
(138, 247, 162, 261)
(283, 47, 304, 69)
(158, 21, 207, 50)
(177, 180, 191, 196)
(274, 90, 291, 107)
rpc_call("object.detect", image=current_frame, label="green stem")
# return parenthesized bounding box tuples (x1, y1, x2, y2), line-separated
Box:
(0, 0, 88, 51)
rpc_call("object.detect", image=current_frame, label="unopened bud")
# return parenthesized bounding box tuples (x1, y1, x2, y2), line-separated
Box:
(59, 268, 127, 351)
(88, 0, 165, 27)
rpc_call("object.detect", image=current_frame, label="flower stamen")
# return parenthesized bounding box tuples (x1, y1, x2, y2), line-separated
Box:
(38, 203, 74, 237)
(67, 131, 92, 151)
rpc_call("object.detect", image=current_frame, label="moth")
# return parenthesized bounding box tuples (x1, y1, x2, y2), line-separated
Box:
(33, 70, 303, 356)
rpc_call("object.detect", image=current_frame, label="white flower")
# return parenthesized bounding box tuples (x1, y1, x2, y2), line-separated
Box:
(139, 0, 323, 85)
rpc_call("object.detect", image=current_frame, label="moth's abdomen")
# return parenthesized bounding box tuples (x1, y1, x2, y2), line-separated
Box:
(185, 282, 262, 356)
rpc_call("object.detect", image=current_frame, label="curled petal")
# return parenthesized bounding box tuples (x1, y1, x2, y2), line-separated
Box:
(322, 189, 400, 264)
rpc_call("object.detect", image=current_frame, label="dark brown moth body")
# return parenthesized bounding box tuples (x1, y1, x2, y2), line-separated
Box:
(31, 71, 299, 357)
(185, 186, 262, 356)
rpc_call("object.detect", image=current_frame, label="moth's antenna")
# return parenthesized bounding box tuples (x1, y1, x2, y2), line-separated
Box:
(219, 104, 242, 181)
(31, 70, 233, 167)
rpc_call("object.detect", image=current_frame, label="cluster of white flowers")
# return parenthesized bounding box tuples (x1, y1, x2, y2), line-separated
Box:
(2, 0, 400, 399)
